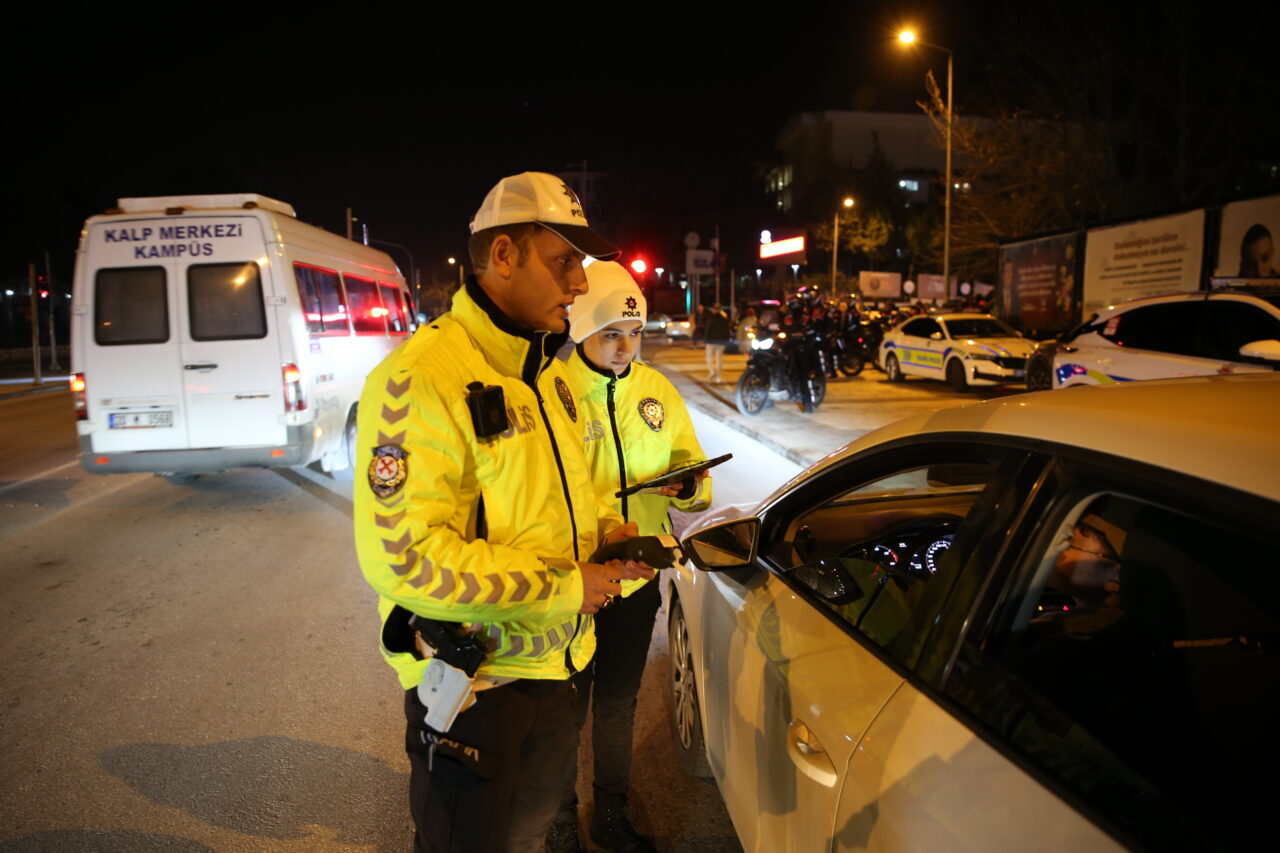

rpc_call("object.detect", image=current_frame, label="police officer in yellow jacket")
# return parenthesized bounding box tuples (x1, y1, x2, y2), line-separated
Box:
(550, 261, 712, 853)
(354, 173, 655, 853)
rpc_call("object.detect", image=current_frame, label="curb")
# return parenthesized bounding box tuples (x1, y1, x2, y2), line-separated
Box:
(653, 364, 827, 470)
(0, 383, 69, 402)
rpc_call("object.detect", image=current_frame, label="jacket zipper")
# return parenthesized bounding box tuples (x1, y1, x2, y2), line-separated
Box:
(606, 378, 629, 522)
(527, 351, 584, 675)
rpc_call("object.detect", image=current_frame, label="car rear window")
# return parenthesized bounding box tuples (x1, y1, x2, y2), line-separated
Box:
(343, 274, 387, 334)
(94, 266, 169, 345)
(294, 263, 349, 336)
(1197, 301, 1280, 361)
(188, 262, 267, 341)
(901, 317, 942, 338)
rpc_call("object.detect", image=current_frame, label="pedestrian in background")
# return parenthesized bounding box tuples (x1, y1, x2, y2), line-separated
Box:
(354, 171, 654, 853)
(702, 303, 732, 383)
(735, 306, 758, 351)
(552, 261, 713, 853)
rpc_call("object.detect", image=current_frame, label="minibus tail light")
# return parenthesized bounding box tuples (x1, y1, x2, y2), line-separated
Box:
(72, 372, 88, 420)
(282, 363, 306, 412)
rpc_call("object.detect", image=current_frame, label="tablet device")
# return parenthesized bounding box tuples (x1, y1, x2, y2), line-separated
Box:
(615, 453, 733, 499)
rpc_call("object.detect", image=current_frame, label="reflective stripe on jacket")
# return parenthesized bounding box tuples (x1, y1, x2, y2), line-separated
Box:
(566, 348, 711, 595)
(354, 281, 619, 688)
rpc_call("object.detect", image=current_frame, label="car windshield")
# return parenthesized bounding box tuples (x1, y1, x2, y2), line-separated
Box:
(945, 317, 1018, 339)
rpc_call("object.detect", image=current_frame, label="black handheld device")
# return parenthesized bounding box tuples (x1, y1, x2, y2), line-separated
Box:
(615, 453, 733, 499)
(467, 381, 509, 439)
(588, 534, 685, 569)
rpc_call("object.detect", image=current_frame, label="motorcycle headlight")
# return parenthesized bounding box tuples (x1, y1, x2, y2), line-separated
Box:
(752, 337, 775, 351)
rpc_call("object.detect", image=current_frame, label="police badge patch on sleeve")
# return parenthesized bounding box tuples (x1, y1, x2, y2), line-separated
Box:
(554, 376, 577, 422)
(638, 397, 665, 432)
(369, 445, 409, 497)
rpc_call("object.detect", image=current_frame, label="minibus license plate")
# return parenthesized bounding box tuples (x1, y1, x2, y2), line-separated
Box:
(109, 411, 174, 429)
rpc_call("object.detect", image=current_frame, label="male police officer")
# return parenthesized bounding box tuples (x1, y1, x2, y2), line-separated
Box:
(354, 172, 653, 852)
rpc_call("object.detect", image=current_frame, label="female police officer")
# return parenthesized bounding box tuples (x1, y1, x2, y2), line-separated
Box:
(550, 261, 712, 852)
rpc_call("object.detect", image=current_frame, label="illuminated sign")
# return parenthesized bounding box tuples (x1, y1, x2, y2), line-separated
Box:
(759, 236, 805, 259)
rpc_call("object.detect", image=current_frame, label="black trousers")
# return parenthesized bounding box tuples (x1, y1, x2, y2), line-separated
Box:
(560, 578, 662, 811)
(405, 677, 575, 852)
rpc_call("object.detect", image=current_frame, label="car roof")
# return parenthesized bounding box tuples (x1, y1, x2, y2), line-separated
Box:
(934, 313, 1005, 322)
(790, 374, 1280, 504)
(1089, 288, 1280, 321)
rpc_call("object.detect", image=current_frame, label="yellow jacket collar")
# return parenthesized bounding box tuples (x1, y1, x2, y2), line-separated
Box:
(454, 278, 572, 383)
(569, 344, 632, 396)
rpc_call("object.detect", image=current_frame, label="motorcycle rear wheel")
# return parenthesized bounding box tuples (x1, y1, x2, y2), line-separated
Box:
(838, 349, 864, 377)
(735, 368, 771, 416)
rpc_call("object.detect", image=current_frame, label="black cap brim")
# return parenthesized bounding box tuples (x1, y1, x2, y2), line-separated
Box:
(540, 223, 621, 261)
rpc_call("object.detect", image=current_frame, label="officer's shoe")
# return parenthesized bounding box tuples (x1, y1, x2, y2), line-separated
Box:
(589, 795, 655, 853)
(547, 813, 582, 853)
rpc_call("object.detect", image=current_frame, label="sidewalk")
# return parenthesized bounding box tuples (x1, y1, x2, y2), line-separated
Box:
(640, 337, 870, 469)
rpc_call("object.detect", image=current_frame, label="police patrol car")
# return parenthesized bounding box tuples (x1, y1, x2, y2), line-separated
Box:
(1031, 288, 1280, 389)
(71, 193, 413, 481)
(879, 312, 1034, 391)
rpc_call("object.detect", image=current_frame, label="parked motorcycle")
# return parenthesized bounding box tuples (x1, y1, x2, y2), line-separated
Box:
(827, 326, 867, 376)
(735, 326, 827, 415)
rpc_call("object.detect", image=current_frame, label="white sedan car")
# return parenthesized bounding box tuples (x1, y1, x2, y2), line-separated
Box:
(879, 313, 1033, 391)
(1035, 288, 1280, 389)
(668, 374, 1280, 852)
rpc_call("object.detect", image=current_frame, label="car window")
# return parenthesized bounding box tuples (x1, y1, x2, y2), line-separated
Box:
(944, 484, 1279, 850)
(901, 317, 941, 338)
(1196, 300, 1280, 361)
(1099, 301, 1202, 355)
(775, 445, 1028, 673)
(294, 263, 349, 336)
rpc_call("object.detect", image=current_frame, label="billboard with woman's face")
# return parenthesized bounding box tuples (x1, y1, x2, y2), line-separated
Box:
(1214, 195, 1280, 286)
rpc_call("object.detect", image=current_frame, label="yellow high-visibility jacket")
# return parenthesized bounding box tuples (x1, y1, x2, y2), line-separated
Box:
(566, 348, 712, 595)
(354, 281, 622, 688)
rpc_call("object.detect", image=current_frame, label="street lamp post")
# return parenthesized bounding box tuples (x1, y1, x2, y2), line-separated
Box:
(831, 196, 854, 296)
(899, 29, 953, 296)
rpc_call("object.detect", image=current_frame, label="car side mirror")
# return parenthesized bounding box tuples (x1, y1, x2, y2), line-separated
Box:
(930, 331, 944, 340)
(1239, 339, 1280, 362)
(785, 559, 865, 605)
(682, 517, 760, 572)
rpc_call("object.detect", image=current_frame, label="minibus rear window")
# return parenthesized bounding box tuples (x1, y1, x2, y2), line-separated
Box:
(188, 262, 268, 341)
(344, 274, 387, 334)
(294, 263, 350, 336)
(380, 282, 410, 334)
(95, 267, 169, 345)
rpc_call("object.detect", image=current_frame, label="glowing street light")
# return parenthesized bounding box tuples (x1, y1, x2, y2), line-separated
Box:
(898, 26, 953, 295)
(831, 196, 855, 295)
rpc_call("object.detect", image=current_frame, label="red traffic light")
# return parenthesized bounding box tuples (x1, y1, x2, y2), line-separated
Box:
(629, 258, 648, 275)
(39, 290, 49, 298)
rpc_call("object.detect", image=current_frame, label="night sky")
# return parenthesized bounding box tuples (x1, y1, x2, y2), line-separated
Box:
(6, 1, 1274, 290)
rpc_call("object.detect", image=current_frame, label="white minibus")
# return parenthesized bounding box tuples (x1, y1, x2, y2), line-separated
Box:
(71, 193, 413, 480)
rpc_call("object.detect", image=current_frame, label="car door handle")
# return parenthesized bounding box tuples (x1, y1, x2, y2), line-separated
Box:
(786, 719, 838, 787)
(184, 363, 219, 371)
